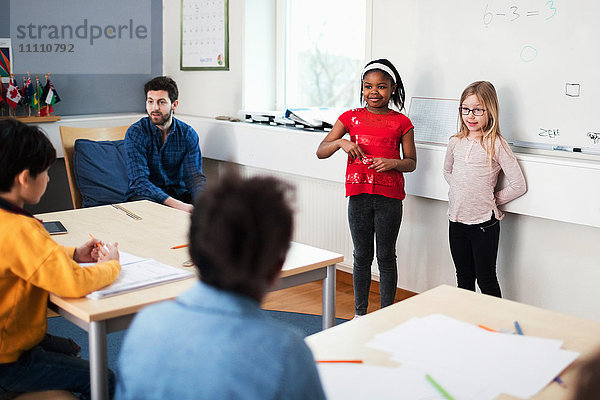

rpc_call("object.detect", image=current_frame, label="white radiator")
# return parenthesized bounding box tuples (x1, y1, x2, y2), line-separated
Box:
(211, 161, 355, 273)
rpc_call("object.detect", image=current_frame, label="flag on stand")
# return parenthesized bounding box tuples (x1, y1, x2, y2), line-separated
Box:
(39, 104, 54, 117)
(41, 80, 61, 106)
(6, 78, 22, 109)
(30, 80, 41, 108)
(22, 76, 33, 104)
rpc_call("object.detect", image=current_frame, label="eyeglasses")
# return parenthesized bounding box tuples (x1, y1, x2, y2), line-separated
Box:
(459, 107, 486, 116)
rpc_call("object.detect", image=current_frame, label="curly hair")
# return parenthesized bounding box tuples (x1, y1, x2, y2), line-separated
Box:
(189, 170, 295, 302)
(144, 76, 179, 103)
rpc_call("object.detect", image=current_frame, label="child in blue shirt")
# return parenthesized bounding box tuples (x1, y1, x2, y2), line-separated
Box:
(116, 171, 325, 400)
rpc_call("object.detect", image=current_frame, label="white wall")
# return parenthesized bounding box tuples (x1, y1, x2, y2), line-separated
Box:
(185, 117, 600, 322)
(161, 2, 600, 322)
(162, 0, 244, 118)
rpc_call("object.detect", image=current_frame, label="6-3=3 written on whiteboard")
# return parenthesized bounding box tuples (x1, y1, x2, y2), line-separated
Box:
(408, 97, 460, 145)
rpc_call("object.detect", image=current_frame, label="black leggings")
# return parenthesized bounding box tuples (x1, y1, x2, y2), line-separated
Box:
(348, 194, 403, 315)
(449, 216, 501, 297)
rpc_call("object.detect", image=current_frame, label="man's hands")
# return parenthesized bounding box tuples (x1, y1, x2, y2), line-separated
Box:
(164, 197, 194, 213)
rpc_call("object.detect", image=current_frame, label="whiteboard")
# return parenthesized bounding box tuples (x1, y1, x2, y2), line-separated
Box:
(379, 0, 600, 151)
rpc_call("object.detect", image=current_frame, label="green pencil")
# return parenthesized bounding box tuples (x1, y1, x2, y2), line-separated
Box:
(425, 373, 456, 400)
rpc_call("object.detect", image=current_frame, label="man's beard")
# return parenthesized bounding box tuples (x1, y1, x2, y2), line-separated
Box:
(148, 108, 173, 127)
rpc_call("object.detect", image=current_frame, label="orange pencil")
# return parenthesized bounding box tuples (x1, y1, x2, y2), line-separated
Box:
(171, 244, 189, 249)
(89, 233, 109, 251)
(478, 324, 498, 333)
(89, 233, 102, 249)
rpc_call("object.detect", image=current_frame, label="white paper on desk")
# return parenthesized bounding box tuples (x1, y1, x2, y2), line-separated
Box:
(78, 251, 146, 267)
(366, 314, 579, 399)
(118, 251, 146, 266)
(86, 258, 194, 300)
(317, 363, 484, 400)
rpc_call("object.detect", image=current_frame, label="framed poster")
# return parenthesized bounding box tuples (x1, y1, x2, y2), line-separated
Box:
(180, 0, 229, 70)
(0, 38, 12, 83)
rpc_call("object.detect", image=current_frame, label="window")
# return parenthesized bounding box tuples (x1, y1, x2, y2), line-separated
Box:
(284, 0, 367, 109)
(242, 0, 368, 112)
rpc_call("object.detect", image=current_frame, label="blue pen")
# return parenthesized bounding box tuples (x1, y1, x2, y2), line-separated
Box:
(514, 321, 524, 335)
(554, 376, 567, 388)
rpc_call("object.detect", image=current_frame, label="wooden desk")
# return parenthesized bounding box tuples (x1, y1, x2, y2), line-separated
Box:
(37, 200, 343, 400)
(306, 285, 600, 400)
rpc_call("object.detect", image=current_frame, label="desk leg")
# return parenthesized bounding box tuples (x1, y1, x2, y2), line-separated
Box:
(89, 321, 109, 400)
(322, 264, 336, 330)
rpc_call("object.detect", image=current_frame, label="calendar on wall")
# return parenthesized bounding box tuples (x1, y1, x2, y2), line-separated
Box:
(180, 0, 229, 70)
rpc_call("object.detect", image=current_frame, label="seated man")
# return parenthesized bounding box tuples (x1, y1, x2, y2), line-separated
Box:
(124, 76, 206, 213)
(116, 172, 326, 400)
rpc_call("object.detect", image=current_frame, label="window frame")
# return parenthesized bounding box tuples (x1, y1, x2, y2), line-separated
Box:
(242, 0, 373, 113)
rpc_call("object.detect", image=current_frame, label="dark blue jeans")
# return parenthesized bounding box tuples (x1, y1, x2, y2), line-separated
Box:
(449, 216, 502, 297)
(0, 340, 115, 400)
(348, 194, 403, 315)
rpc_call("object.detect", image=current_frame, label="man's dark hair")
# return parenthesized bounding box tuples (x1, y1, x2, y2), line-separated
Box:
(189, 170, 294, 302)
(144, 76, 179, 103)
(0, 119, 56, 192)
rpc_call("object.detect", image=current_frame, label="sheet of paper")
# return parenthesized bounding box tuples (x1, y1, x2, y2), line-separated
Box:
(86, 258, 194, 299)
(408, 97, 459, 144)
(317, 363, 485, 400)
(366, 314, 579, 399)
(79, 251, 146, 267)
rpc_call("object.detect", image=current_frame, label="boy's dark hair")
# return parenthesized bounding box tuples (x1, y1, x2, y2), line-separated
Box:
(0, 119, 56, 192)
(144, 76, 179, 103)
(360, 58, 406, 111)
(189, 170, 294, 302)
(573, 348, 600, 400)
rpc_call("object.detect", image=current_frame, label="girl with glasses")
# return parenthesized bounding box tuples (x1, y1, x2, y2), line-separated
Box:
(443, 81, 526, 297)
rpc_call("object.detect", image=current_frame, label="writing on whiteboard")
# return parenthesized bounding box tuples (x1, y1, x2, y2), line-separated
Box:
(483, 1, 557, 27)
(588, 132, 600, 144)
(539, 128, 560, 138)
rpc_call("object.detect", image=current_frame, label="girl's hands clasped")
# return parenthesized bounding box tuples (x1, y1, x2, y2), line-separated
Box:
(338, 139, 366, 159)
(368, 157, 399, 172)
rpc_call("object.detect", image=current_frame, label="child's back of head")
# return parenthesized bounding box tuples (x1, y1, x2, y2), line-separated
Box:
(189, 170, 294, 302)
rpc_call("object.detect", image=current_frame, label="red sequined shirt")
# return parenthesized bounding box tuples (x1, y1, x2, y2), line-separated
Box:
(338, 108, 414, 200)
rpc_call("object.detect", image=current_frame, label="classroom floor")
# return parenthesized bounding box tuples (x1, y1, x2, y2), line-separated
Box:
(262, 271, 417, 320)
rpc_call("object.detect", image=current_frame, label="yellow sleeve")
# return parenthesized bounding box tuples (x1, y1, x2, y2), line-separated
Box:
(6, 218, 121, 298)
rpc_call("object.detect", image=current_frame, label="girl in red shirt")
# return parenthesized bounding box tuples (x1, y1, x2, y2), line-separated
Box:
(317, 59, 417, 317)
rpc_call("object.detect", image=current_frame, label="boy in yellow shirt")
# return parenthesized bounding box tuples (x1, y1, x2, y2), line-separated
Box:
(0, 119, 121, 399)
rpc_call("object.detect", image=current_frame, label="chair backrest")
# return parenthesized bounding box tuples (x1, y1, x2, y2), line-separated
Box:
(60, 125, 128, 209)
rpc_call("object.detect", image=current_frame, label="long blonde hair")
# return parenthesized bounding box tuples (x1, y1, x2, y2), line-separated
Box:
(455, 81, 504, 163)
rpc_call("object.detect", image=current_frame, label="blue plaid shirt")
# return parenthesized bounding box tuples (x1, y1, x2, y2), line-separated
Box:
(124, 117, 206, 204)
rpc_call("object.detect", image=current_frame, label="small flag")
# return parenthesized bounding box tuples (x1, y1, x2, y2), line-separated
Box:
(23, 76, 33, 104)
(6, 78, 21, 109)
(39, 104, 54, 117)
(30, 80, 41, 107)
(42, 80, 61, 106)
